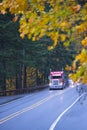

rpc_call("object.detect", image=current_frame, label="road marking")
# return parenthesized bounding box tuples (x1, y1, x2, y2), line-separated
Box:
(0, 97, 24, 107)
(0, 93, 37, 107)
(0, 87, 73, 125)
(49, 93, 84, 130)
(0, 91, 65, 124)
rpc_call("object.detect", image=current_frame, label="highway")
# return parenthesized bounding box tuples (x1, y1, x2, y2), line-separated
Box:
(0, 86, 78, 130)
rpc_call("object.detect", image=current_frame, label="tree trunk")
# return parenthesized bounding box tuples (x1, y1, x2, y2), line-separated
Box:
(22, 65, 27, 88)
(16, 64, 22, 90)
(0, 60, 6, 95)
(36, 68, 39, 85)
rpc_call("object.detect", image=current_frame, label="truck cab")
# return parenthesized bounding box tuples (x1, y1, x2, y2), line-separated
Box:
(49, 71, 65, 90)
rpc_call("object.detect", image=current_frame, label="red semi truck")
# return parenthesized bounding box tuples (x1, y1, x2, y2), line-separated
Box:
(49, 71, 67, 90)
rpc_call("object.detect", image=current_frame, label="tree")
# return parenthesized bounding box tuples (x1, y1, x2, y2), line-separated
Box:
(0, 0, 78, 46)
(0, 0, 87, 82)
(0, 13, 14, 91)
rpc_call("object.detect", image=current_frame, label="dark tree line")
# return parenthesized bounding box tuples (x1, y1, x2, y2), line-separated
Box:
(0, 13, 76, 92)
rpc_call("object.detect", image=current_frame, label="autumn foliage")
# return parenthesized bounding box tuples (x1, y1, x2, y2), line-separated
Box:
(0, 0, 87, 82)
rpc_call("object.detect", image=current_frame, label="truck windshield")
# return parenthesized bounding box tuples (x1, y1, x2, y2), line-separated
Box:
(52, 76, 62, 79)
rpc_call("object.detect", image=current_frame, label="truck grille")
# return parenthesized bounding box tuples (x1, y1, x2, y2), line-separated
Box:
(53, 80, 59, 85)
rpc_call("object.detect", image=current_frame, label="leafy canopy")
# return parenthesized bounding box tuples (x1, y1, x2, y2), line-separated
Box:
(0, 0, 79, 47)
(0, 0, 87, 82)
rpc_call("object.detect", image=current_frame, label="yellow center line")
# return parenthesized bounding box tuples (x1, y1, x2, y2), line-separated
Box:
(0, 87, 72, 125)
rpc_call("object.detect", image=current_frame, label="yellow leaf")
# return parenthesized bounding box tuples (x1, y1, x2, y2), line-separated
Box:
(32, 37, 36, 41)
(64, 41, 70, 47)
(82, 37, 87, 46)
(76, 49, 87, 63)
(72, 4, 81, 13)
(30, 27, 36, 34)
(65, 65, 71, 71)
(60, 22, 67, 28)
(13, 15, 19, 22)
(48, 46, 54, 50)
(72, 62, 76, 70)
(20, 32, 25, 38)
(75, 25, 84, 34)
(60, 34, 66, 42)
(28, 18, 34, 23)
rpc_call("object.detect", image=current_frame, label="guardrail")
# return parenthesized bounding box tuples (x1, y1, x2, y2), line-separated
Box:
(0, 84, 48, 96)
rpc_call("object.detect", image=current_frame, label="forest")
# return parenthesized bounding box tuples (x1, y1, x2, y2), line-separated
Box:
(0, 0, 87, 94)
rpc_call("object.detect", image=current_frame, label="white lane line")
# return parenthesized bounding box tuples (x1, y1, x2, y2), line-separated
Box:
(0, 87, 72, 107)
(0, 91, 65, 125)
(0, 93, 37, 107)
(49, 94, 84, 130)
(0, 87, 73, 125)
(0, 97, 24, 107)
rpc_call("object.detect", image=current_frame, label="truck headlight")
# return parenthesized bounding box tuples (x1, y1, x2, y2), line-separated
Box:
(49, 83, 52, 86)
(60, 82, 63, 85)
